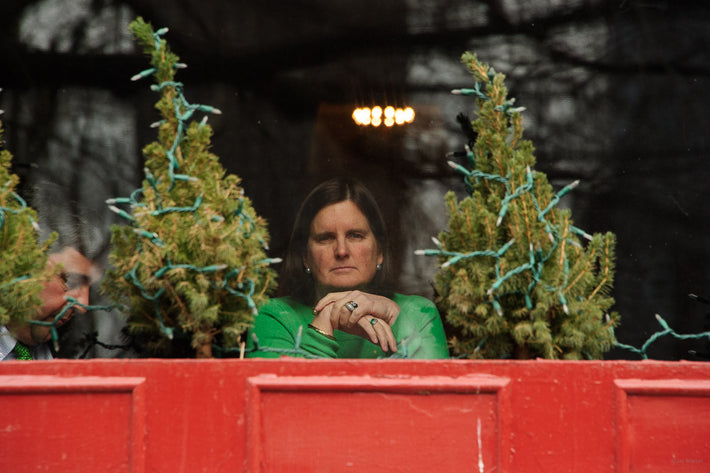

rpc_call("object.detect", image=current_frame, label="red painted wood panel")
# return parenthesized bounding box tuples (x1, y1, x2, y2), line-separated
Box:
(0, 359, 708, 473)
(0, 375, 145, 473)
(246, 375, 510, 472)
(615, 379, 710, 473)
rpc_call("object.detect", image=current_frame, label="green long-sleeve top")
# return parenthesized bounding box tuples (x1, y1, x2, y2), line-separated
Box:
(246, 293, 450, 359)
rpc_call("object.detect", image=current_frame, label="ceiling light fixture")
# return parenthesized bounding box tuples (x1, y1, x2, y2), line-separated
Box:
(352, 106, 415, 127)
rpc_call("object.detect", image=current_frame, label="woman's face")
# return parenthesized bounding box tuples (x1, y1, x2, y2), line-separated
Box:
(304, 200, 383, 292)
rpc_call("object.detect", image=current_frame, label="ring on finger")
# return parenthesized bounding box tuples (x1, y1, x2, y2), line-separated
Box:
(345, 301, 358, 312)
(370, 318, 378, 326)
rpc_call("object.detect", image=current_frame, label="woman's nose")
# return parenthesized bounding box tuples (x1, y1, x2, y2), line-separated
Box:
(334, 238, 349, 257)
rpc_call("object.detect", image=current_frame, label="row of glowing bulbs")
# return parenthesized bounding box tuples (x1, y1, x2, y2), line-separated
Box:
(352, 106, 415, 127)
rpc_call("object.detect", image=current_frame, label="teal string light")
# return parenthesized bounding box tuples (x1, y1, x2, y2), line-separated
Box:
(488, 243, 536, 296)
(153, 261, 228, 278)
(447, 159, 508, 186)
(0, 191, 39, 231)
(415, 237, 515, 269)
(452, 83, 525, 116)
(538, 179, 579, 220)
(132, 228, 165, 247)
(496, 166, 534, 226)
(223, 279, 257, 314)
(151, 194, 203, 216)
(28, 297, 115, 351)
(104, 22, 279, 348)
(615, 313, 710, 360)
(451, 84, 487, 100)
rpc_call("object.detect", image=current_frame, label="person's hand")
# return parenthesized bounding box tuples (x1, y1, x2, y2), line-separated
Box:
(311, 291, 400, 352)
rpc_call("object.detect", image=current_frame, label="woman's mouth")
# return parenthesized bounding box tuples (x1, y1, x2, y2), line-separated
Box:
(331, 266, 355, 272)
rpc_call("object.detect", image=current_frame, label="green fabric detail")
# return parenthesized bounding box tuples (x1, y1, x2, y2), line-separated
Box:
(246, 294, 450, 359)
(13, 341, 33, 360)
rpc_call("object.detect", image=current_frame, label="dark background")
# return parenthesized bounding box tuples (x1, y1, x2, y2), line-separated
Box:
(1, 0, 709, 359)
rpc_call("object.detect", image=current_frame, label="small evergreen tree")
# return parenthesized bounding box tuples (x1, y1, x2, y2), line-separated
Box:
(417, 53, 619, 359)
(0, 101, 55, 328)
(102, 18, 278, 358)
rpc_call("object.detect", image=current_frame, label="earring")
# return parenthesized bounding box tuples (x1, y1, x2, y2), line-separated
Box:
(376, 263, 382, 271)
(304, 266, 312, 275)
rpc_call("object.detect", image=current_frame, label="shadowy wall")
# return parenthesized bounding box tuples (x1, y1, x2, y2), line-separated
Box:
(1, 0, 709, 359)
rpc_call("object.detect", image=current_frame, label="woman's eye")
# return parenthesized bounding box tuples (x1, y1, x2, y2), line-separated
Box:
(348, 232, 365, 240)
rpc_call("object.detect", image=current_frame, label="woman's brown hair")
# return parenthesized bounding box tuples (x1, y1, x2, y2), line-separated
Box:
(279, 177, 392, 304)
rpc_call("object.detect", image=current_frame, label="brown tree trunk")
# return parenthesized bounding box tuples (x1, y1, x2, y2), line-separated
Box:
(195, 337, 213, 358)
(514, 343, 531, 359)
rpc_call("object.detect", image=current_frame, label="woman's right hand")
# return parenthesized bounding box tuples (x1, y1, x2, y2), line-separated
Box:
(311, 290, 399, 352)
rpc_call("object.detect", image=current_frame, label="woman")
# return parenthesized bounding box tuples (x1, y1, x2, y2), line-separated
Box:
(246, 178, 449, 359)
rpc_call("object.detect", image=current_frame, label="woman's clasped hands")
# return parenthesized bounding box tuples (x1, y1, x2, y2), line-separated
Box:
(311, 290, 400, 353)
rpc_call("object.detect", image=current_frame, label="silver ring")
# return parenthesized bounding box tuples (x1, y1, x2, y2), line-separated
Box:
(345, 301, 358, 312)
(370, 318, 378, 326)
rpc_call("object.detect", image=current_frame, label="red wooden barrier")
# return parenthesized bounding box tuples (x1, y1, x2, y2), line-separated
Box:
(1, 359, 709, 473)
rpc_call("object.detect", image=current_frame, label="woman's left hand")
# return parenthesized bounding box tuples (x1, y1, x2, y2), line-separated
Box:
(315, 290, 400, 327)
(314, 290, 400, 351)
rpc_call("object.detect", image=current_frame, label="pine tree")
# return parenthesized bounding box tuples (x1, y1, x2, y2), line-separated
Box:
(417, 53, 619, 359)
(0, 98, 55, 327)
(101, 18, 278, 358)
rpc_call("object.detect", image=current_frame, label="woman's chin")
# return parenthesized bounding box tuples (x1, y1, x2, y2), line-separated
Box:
(316, 281, 370, 294)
